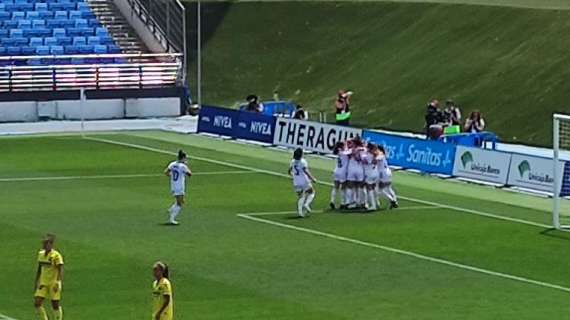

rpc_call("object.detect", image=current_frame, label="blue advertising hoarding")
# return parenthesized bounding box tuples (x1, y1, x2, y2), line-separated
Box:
(198, 105, 276, 143)
(197, 105, 238, 137)
(235, 111, 276, 143)
(363, 130, 456, 175)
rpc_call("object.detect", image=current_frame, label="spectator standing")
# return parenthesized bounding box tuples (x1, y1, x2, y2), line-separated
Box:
(425, 100, 445, 139)
(293, 104, 308, 120)
(464, 110, 486, 133)
(444, 100, 462, 126)
(245, 94, 263, 113)
(335, 90, 353, 126)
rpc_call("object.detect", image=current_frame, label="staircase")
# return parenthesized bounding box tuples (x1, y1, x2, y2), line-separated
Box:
(85, 0, 147, 54)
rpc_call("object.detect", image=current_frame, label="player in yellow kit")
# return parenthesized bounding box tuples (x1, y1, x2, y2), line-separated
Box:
(152, 261, 174, 320)
(34, 234, 64, 320)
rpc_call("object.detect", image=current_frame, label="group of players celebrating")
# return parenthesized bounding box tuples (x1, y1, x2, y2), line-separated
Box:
(289, 136, 399, 218)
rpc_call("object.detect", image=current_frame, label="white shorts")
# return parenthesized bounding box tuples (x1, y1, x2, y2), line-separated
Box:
(171, 188, 185, 196)
(378, 170, 392, 184)
(347, 166, 364, 182)
(294, 183, 313, 193)
(365, 170, 379, 185)
(333, 169, 347, 183)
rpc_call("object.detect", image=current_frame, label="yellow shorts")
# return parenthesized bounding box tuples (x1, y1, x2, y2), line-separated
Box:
(35, 282, 61, 301)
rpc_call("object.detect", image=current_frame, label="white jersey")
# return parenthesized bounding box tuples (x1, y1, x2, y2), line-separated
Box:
(167, 161, 191, 195)
(362, 152, 379, 175)
(377, 155, 392, 183)
(347, 147, 365, 182)
(291, 159, 310, 188)
(333, 150, 350, 182)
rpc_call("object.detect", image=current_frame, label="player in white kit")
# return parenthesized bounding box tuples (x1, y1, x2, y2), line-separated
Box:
(377, 145, 399, 209)
(346, 138, 366, 209)
(330, 141, 349, 210)
(164, 150, 192, 225)
(288, 148, 317, 218)
(362, 143, 380, 211)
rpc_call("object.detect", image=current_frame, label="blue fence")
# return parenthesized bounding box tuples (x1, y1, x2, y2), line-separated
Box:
(198, 105, 276, 143)
(362, 130, 456, 175)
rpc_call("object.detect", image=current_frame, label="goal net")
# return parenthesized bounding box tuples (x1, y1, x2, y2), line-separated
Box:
(553, 114, 570, 229)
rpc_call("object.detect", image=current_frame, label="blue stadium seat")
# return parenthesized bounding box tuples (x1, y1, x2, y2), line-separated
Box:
(72, 36, 85, 45)
(44, 36, 57, 46)
(29, 36, 42, 47)
(21, 45, 35, 55)
(64, 45, 79, 54)
(7, 46, 22, 56)
(94, 44, 107, 54)
(53, 28, 66, 37)
(9, 28, 22, 37)
(87, 35, 99, 45)
(26, 11, 40, 19)
(36, 45, 50, 55)
(0, 11, 10, 21)
(0, 0, 121, 63)
(32, 19, 46, 29)
(77, 44, 93, 54)
(17, 19, 31, 29)
(75, 18, 87, 28)
(50, 45, 64, 55)
(35, 3, 48, 12)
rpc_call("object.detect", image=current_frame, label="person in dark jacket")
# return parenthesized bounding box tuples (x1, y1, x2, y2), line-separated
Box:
(293, 105, 308, 120)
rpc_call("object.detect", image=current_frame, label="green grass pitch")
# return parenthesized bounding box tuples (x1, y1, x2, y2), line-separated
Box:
(2, 131, 570, 319)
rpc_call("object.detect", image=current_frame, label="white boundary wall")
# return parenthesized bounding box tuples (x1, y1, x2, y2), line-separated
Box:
(0, 97, 180, 122)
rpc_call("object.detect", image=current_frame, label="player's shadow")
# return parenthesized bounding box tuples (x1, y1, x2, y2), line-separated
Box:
(540, 228, 570, 241)
(158, 223, 180, 227)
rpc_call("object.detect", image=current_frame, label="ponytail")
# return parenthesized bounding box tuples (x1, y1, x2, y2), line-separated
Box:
(163, 264, 169, 279)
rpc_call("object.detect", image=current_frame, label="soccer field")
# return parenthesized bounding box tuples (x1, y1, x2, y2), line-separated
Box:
(2, 131, 570, 319)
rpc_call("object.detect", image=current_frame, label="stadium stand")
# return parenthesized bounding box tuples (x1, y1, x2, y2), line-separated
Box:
(0, 0, 184, 92)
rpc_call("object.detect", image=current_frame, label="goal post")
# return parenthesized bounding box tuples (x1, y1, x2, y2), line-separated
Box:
(553, 113, 570, 230)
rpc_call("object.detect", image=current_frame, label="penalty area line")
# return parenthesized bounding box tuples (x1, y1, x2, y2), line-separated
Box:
(84, 136, 550, 229)
(237, 212, 570, 294)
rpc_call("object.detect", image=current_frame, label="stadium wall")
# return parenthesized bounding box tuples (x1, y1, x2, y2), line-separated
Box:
(0, 97, 180, 121)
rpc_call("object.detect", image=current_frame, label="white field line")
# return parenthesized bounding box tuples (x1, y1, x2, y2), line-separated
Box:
(84, 136, 550, 229)
(0, 171, 254, 182)
(237, 212, 570, 294)
(0, 313, 18, 320)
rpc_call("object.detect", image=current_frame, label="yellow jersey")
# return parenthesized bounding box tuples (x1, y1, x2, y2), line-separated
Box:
(152, 277, 173, 320)
(37, 249, 64, 286)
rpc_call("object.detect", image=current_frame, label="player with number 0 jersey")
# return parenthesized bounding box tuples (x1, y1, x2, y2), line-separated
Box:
(164, 150, 192, 225)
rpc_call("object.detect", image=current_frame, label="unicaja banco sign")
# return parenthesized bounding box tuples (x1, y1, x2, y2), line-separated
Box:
(452, 147, 511, 184)
(507, 154, 563, 193)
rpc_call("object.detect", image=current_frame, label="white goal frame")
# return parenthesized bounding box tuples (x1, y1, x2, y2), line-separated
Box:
(553, 113, 570, 230)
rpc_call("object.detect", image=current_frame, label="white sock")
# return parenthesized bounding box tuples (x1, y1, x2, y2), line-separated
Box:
(388, 186, 398, 202)
(382, 187, 395, 202)
(169, 205, 181, 222)
(359, 187, 366, 205)
(330, 188, 337, 204)
(346, 188, 353, 205)
(367, 189, 377, 210)
(297, 195, 307, 216)
(305, 192, 315, 208)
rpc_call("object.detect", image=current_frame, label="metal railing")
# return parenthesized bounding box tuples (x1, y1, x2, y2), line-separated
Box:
(125, 0, 186, 54)
(0, 53, 183, 91)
